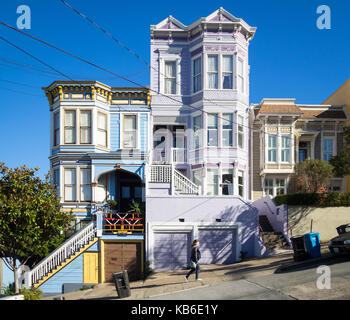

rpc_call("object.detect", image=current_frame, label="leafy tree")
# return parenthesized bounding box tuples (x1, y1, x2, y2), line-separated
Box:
(0, 163, 74, 294)
(329, 126, 350, 177)
(295, 159, 333, 193)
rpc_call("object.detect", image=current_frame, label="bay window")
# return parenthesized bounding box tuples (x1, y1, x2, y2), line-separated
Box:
(80, 168, 91, 202)
(192, 169, 203, 191)
(207, 55, 218, 89)
(64, 110, 76, 144)
(264, 179, 274, 196)
(268, 135, 277, 162)
(222, 55, 233, 89)
(64, 168, 76, 201)
(79, 110, 91, 144)
(192, 57, 202, 93)
(222, 114, 233, 147)
(164, 61, 177, 94)
(97, 112, 107, 147)
(53, 169, 60, 196)
(207, 114, 218, 146)
(123, 114, 137, 149)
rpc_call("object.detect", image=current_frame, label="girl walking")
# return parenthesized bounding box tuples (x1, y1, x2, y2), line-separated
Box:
(185, 239, 202, 281)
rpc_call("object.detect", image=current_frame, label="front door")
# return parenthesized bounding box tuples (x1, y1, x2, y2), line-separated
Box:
(83, 252, 99, 283)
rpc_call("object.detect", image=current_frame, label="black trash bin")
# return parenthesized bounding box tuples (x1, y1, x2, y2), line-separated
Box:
(113, 270, 131, 298)
(291, 235, 309, 262)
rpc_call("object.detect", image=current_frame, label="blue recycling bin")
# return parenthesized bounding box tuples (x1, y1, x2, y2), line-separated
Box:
(303, 232, 321, 258)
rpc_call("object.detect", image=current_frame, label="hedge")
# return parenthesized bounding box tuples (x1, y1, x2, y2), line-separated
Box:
(274, 192, 350, 207)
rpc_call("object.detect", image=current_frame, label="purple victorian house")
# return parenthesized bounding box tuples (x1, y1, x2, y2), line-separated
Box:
(145, 8, 264, 270)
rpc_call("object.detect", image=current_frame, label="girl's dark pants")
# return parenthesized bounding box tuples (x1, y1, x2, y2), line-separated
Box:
(186, 263, 200, 279)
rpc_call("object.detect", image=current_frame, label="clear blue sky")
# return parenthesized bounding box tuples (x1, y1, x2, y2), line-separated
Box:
(0, 0, 349, 178)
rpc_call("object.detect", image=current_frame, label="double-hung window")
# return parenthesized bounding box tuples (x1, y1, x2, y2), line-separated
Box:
(64, 168, 76, 202)
(192, 57, 202, 93)
(207, 114, 218, 146)
(164, 61, 177, 94)
(207, 55, 218, 89)
(222, 113, 233, 147)
(80, 168, 91, 202)
(276, 179, 285, 195)
(281, 135, 290, 163)
(323, 139, 334, 161)
(193, 115, 202, 149)
(64, 110, 76, 144)
(222, 55, 233, 89)
(238, 170, 244, 197)
(207, 168, 219, 195)
(264, 179, 274, 196)
(238, 115, 244, 148)
(222, 168, 233, 195)
(53, 169, 60, 196)
(237, 57, 244, 93)
(54, 112, 60, 146)
(192, 169, 203, 190)
(123, 115, 137, 149)
(97, 112, 107, 147)
(268, 135, 277, 162)
(79, 110, 91, 144)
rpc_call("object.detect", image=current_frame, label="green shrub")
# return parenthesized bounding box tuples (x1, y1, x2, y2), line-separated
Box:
(19, 287, 43, 300)
(274, 192, 350, 207)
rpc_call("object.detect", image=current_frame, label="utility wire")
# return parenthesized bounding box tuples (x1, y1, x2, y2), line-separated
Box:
(0, 21, 308, 142)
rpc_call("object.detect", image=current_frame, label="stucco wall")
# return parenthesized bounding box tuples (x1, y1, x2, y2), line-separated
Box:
(288, 206, 350, 241)
(146, 195, 261, 257)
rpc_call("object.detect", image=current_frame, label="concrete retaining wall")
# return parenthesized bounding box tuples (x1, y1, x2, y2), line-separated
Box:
(288, 206, 350, 241)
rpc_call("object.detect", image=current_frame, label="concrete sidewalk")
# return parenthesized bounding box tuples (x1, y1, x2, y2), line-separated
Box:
(43, 250, 295, 300)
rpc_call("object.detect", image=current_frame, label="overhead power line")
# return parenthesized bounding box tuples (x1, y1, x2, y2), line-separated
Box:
(0, 20, 305, 142)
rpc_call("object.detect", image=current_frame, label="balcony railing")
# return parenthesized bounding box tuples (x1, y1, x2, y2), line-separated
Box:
(152, 148, 187, 164)
(102, 212, 144, 234)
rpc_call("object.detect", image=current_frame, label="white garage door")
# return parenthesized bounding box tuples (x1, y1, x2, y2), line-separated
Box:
(198, 228, 237, 264)
(153, 232, 191, 270)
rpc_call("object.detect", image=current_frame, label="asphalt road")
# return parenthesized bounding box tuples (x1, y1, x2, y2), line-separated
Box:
(148, 256, 350, 300)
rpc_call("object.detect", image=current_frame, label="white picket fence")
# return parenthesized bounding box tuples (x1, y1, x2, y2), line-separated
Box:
(28, 222, 96, 287)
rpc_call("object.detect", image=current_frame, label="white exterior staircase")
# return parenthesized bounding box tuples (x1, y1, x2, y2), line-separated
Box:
(26, 221, 97, 288)
(149, 164, 200, 195)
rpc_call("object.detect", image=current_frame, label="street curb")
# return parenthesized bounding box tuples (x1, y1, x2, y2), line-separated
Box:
(275, 253, 334, 273)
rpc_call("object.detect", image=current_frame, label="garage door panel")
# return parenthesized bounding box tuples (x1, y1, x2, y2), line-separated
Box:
(198, 229, 236, 264)
(153, 232, 190, 270)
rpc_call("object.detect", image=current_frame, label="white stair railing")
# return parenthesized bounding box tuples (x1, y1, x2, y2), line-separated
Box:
(149, 165, 200, 195)
(173, 169, 200, 194)
(29, 221, 97, 286)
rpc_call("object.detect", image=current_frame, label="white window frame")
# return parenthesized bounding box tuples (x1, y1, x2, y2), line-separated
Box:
(264, 178, 286, 197)
(79, 110, 92, 144)
(238, 170, 244, 197)
(164, 60, 177, 95)
(122, 114, 138, 149)
(207, 54, 219, 89)
(221, 168, 234, 195)
(281, 135, 291, 163)
(268, 134, 277, 163)
(237, 115, 244, 149)
(79, 168, 91, 202)
(207, 113, 218, 147)
(222, 54, 234, 90)
(237, 57, 245, 94)
(53, 111, 60, 146)
(64, 110, 76, 144)
(64, 167, 76, 202)
(193, 115, 202, 150)
(192, 55, 202, 93)
(97, 111, 108, 148)
(206, 168, 219, 196)
(222, 113, 233, 147)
